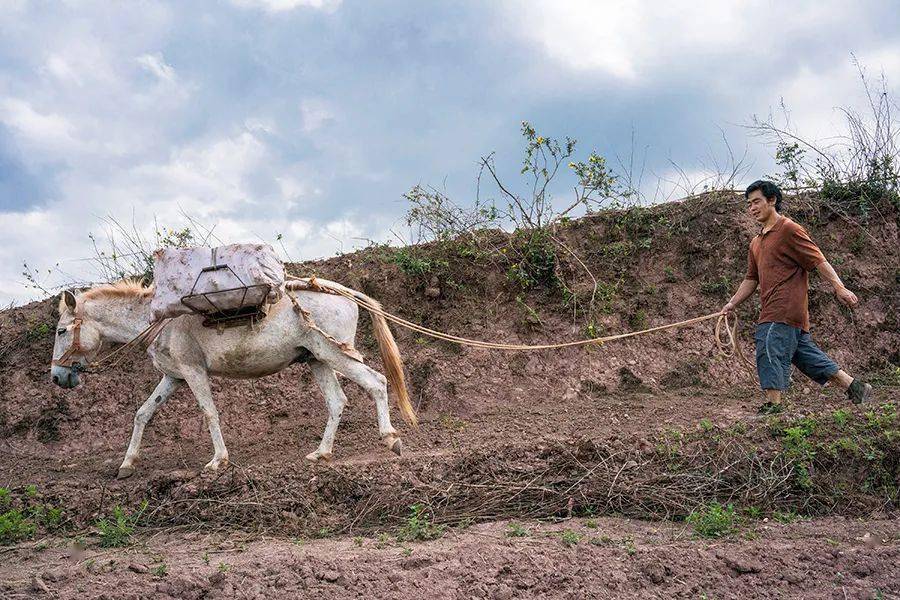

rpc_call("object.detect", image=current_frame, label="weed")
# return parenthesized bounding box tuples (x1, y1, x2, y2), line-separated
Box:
(773, 510, 801, 524)
(26, 322, 52, 341)
(699, 418, 714, 432)
(664, 266, 677, 283)
(95, 502, 146, 548)
(622, 536, 637, 556)
(832, 409, 849, 427)
(152, 563, 168, 577)
(628, 309, 648, 330)
(583, 321, 602, 339)
(559, 529, 581, 547)
(584, 519, 598, 529)
(396, 504, 445, 542)
(217, 562, 230, 573)
(700, 276, 732, 297)
(375, 533, 391, 549)
(686, 502, 737, 538)
(744, 506, 763, 520)
(0, 508, 36, 545)
(506, 523, 528, 538)
(399, 545, 412, 557)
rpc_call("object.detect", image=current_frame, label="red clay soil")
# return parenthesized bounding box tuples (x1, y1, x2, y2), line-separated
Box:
(1, 517, 898, 599)
(0, 193, 897, 598)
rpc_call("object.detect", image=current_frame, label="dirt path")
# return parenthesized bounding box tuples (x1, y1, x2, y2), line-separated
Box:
(2, 516, 898, 599)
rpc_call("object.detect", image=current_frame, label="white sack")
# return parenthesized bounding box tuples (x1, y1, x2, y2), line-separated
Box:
(151, 243, 285, 321)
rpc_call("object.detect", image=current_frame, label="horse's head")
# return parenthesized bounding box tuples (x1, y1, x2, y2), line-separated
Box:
(50, 291, 102, 389)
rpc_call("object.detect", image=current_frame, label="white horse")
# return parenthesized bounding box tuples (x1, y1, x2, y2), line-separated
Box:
(48, 279, 416, 478)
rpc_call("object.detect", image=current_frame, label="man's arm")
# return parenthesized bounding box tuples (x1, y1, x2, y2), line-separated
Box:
(721, 278, 758, 315)
(816, 260, 859, 307)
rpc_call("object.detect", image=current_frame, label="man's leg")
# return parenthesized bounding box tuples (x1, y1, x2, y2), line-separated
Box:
(793, 332, 873, 404)
(754, 323, 797, 411)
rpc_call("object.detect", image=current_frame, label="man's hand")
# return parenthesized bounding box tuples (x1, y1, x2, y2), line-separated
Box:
(721, 301, 736, 316)
(836, 286, 858, 307)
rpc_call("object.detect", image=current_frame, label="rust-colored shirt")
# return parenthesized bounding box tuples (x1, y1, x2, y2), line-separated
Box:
(745, 215, 825, 332)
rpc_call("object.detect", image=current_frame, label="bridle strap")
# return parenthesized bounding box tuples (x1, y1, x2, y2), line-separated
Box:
(52, 302, 87, 368)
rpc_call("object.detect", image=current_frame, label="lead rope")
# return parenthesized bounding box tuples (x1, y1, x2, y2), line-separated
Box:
(285, 275, 753, 372)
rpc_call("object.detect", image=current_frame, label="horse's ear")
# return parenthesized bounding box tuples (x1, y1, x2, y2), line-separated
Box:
(63, 291, 77, 311)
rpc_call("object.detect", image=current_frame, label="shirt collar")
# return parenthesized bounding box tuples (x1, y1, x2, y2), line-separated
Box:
(758, 214, 785, 237)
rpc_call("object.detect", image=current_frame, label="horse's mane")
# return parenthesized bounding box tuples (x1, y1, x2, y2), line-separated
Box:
(59, 279, 154, 312)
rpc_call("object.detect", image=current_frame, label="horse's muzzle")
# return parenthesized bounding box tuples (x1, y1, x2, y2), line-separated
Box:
(50, 365, 80, 389)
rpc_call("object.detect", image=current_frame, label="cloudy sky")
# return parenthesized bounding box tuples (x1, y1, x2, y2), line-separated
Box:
(1, 0, 898, 305)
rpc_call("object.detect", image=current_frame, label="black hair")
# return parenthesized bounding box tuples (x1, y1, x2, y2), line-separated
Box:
(745, 180, 783, 212)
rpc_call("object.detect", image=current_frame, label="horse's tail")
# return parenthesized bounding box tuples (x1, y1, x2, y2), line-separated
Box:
(355, 291, 418, 428)
(286, 277, 417, 428)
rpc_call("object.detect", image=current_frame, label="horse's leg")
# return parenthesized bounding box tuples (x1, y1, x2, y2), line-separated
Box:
(304, 334, 402, 456)
(117, 375, 183, 479)
(181, 367, 229, 472)
(304, 360, 347, 462)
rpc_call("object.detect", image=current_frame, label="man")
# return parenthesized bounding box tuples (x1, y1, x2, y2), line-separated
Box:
(722, 180, 873, 409)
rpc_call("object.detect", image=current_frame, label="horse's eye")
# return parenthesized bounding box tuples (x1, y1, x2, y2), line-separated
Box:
(57, 328, 67, 336)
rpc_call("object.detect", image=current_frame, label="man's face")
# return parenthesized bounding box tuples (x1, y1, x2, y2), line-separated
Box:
(746, 190, 776, 223)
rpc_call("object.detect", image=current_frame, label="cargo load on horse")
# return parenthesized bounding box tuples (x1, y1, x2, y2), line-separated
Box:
(150, 243, 285, 325)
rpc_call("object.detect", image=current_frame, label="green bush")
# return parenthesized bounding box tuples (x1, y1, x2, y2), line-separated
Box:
(686, 502, 737, 538)
(396, 504, 445, 542)
(95, 502, 146, 548)
(0, 509, 36, 545)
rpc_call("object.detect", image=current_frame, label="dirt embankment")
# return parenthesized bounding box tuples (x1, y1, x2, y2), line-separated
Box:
(0, 192, 897, 599)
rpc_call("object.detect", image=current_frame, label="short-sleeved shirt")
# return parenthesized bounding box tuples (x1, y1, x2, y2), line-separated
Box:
(745, 215, 825, 332)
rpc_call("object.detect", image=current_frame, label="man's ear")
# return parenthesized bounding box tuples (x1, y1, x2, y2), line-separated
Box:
(63, 291, 77, 311)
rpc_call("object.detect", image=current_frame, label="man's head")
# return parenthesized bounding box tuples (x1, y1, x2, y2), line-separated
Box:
(745, 179, 782, 223)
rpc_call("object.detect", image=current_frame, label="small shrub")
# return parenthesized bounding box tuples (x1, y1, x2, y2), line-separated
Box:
(0, 509, 36, 545)
(628, 309, 648, 330)
(392, 249, 433, 278)
(559, 529, 581, 547)
(26, 323, 52, 341)
(832, 409, 849, 427)
(773, 510, 801, 524)
(686, 502, 737, 538)
(95, 502, 146, 548)
(744, 506, 763, 519)
(700, 276, 732, 297)
(396, 504, 445, 542)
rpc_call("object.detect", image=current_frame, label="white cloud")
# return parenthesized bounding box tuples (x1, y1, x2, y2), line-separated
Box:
(503, 1, 861, 82)
(0, 97, 80, 156)
(229, 0, 342, 13)
(299, 98, 335, 133)
(136, 52, 176, 83)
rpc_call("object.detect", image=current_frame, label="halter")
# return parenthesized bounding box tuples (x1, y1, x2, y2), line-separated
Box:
(52, 301, 90, 369)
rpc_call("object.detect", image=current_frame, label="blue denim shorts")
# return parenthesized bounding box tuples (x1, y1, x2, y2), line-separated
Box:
(754, 322, 840, 391)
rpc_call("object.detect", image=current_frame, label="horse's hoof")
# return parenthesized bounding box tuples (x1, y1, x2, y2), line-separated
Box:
(390, 438, 403, 456)
(117, 465, 135, 480)
(203, 458, 228, 473)
(305, 451, 332, 463)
